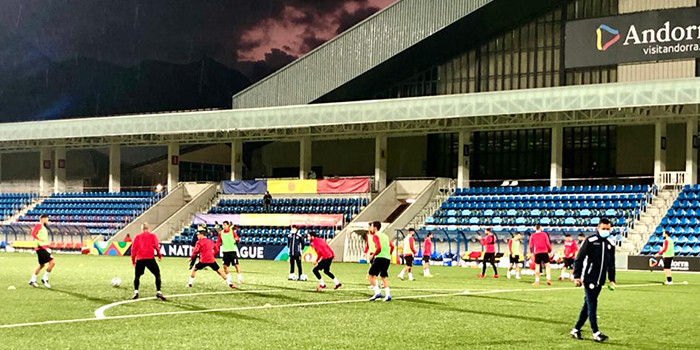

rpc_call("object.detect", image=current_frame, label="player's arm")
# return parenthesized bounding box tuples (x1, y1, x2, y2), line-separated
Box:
(131, 237, 138, 266)
(30, 224, 41, 240)
(190, 241, 200, 261)
(153, 235, 163, 260)
(389, 238, 395, 255)
(508, 239, 514, 255)
(546, 235, 553, 254)
(607, 244, 616, 285)
(372, 235, 382, 257)
(655, 239, 668, 257)
(409, 236, 416, 255)
(573, 239, 589, 283)
(233, 231, 240, 243)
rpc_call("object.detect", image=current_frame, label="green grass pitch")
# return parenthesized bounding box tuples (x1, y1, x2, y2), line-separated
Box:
(0, 252, 697, 349)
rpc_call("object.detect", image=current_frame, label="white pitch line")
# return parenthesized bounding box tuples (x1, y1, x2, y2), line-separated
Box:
(0, 283, 667, 329)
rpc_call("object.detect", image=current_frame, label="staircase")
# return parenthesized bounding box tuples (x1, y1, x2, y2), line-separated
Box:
(621, 188, 679, 255)
(1, 197, 44, 225)
(405, 178, 455, 230)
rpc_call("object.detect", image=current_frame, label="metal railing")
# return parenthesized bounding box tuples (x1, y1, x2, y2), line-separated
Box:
(656, 171, 686, 189)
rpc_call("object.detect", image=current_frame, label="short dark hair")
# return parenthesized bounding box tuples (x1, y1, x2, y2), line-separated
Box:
(408, 228, 415, 232)
(308, 231, 317, 237)
(578, 233, 585, 237)
(599, 217, 611, 225)
(40, 214, 49, 219)
(534, 224, 541, 230)
(565, 234, 571, 238)
(370, 221, 381, 230)
(426, 232, 433, 237)
(291, 225, 297, 229)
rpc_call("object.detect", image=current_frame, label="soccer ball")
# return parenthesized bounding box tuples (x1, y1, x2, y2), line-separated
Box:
(110, 278, 122, 288)
(298, 274, 308, 281)
(288, 273, 298, 281)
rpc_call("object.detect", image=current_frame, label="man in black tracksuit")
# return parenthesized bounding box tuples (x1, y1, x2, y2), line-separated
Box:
(287, 225, 305, 279)
(570, 218, 616, 343)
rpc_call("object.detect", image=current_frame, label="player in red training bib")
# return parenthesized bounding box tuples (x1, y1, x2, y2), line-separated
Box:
(560, 234, 578, 281)
(309, 231, 341, 291)
(528, 225, 552, 286)
(188, 230, 235, 289)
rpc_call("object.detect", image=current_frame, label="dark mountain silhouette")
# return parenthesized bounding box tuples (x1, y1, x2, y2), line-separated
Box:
(0, 55, 251, 122)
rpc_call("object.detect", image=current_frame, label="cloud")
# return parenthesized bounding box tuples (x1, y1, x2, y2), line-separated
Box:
(237, 0, 395, 62)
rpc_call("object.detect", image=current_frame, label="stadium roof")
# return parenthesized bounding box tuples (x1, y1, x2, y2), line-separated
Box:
(1, 78, 699, 151)
(231, 0, 562, 109)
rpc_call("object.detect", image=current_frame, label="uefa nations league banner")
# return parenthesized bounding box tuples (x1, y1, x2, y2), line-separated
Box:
(628, 255, 700, 272)
(565, 7, 700, 68)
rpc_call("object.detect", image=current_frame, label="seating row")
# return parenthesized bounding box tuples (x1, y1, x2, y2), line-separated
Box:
(434, 208, 633, 218)
(455, 185, 651, 196)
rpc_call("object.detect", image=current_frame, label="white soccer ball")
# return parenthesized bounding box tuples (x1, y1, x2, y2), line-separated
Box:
(288, 273, 298, 281)
(298, 274, 308, 281)
(110, 278, 122, 288)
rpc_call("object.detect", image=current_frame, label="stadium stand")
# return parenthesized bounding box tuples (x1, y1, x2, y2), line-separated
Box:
(421, 185, 653, 255)
(641, 184, 700, 257)
(0, 193, 37, 221)
(173, 195, 370, 245)
(18, 191, 165, 237)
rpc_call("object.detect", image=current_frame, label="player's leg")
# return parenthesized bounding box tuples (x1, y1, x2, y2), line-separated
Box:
(380, 264, 391, 301)
(533, 261, 541, 286)
(289, 256, 296, 275)
(479, 255, 487, 277)
(133, 260, 146, 299)
(188, 267, 199, 287)
(41, 258, 55, 288)
(323, 260, 341, 289)
(585, 286, 607, 341)
(406, 256, 414, 280)
(515, 259, 521, 279)
(545, 262, 552, 285)
(489, 254, 498, 277)
(571, 292, 588, 340)
(145, 260, 165, 300)
(663, 257, 673, 284)
(295, 256, 303, 275)
(312, 262, 324, 289)
(30, 263, 44, 287)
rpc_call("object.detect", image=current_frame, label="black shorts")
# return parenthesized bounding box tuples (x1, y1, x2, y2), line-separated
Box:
(37, 249, 53, 265)
(534, 253, 550, 265)
(135, 259, 161, 277)
(662, 257, 673, 268)
(222, 251, 239, 266)
(510, 255, 520, 264)
(368, 257, 391, 278)
(563, 258, 575, 269)
(195, 262, 220, 271)
(422, 255, 430, 263)
(482, 252, 496, 263)
(404, 255, 414, 267)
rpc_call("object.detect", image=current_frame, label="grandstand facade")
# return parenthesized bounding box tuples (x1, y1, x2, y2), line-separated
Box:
(1, 0, 700, 269)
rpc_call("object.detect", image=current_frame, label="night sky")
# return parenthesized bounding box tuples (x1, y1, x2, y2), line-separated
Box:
(0, 0, 395, 121)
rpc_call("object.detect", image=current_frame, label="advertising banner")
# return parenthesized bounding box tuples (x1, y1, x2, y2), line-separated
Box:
(565, 7, 700, 68)
(628, 255, 700, 272)
(194, 213, 343, 227)
(267, 180, 317, 194)
(221, 180, 267, 195)
(317, 178, 370, 193)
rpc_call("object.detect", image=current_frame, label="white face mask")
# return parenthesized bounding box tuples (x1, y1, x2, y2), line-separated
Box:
(599, 229, 611, 238)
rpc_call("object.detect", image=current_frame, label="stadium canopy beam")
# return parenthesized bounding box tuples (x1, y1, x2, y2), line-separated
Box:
(686, 116, 698, 185)
(54, 146, 66, 193)
(230, 140, 243, 181)
(0, 78, 699, 152)
(109, 144, 121, 193)
(167, 143, 180, 192)
(457, 131, 470, 188)
(654, 122, 667, 183)
(39, 148, 52, 196)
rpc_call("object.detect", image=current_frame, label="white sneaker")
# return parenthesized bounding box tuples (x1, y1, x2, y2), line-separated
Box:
(186, 283, 192, 288)
(664, 281, 673, 285)
(397, 274, 404, 280)
(515, 275, 521, 280)
(408, 277, 415, 281)
(41, 279, 51, 289)
(507, 272, 511, 279)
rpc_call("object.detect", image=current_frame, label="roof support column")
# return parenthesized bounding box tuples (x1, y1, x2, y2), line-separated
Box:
(39, 148, 52, 196)
(654, 121, 667, 184)
(299, 137, 312, 179)
(458, 130, 471, 189)
(686, 116, 698, 185)
(0, 153, 3, 193)
(375, 134, 387, 192)
(54, 146, 66, 193)
(167, 143, 180, 192)
(550, 125, 563, 188)
(231, 140, 243, 181)
(109, 144, 121, 193)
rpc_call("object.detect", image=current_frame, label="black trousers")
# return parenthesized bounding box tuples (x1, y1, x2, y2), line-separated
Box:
(313, 258, 335, 280)
(289, 255, 302, 274)
(574, 284, 602, 333)
(481, 253, 498, 275)
(134, 259, 162, 291)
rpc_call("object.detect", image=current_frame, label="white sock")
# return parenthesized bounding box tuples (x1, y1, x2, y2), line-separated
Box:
(507, 270, 511, 278)
(188, 277, 194, 285)
(424, 269, 430, 275)
(43, 272, 50, 281)
(134, 289, 139, 294)
(546, 273, 551, 281)
(398, 271, 404, 278)
(319, 279, 325, 287)
(373, 284, 380, 295)
(30, 274, 37, 283)
(535, 276, 540, 283)
(384, 287, 391, 296)
(226, 273, 232, 281)
(237, 274, 242, 282)
(408, 273, 413, 280)
(332, 278, 340, 285)
(516, 272, 520, 278)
